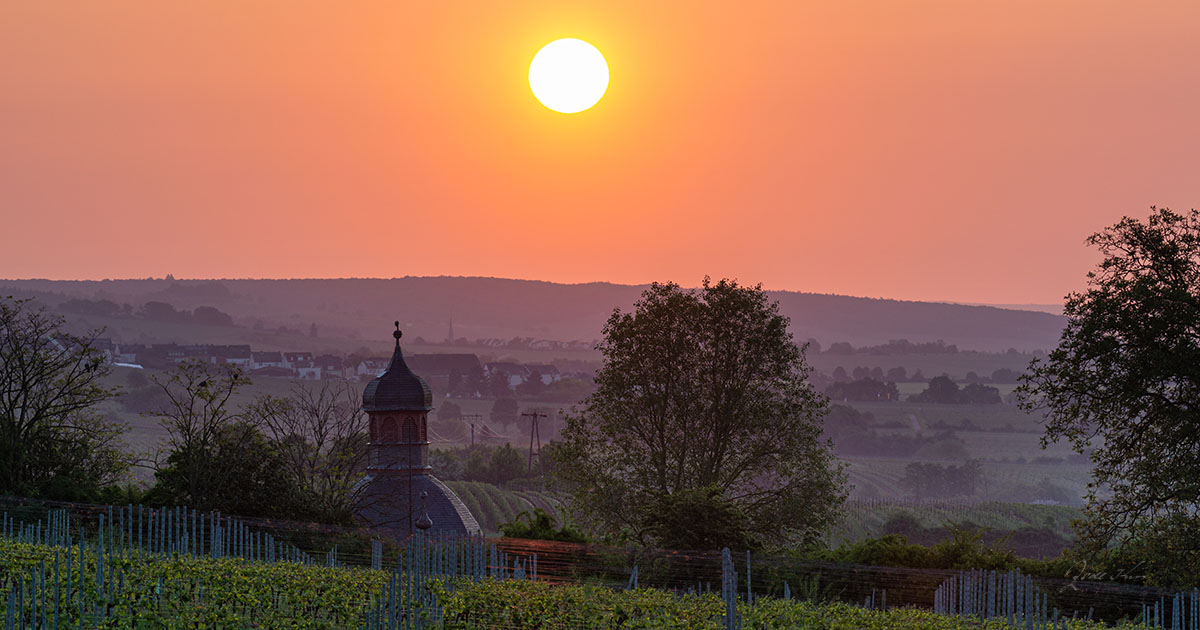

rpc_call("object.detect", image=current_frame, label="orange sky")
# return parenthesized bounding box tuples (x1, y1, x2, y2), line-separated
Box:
(2, 1, 1198, 304)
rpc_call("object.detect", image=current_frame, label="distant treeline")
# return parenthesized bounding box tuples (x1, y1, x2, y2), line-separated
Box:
(818, 338, 965, 355)
(821, 365, 1024, 384)
(59, 297, 235, 327)
(822, 376, 1003, 405)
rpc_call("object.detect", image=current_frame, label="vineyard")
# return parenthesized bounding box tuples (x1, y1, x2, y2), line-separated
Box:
(444, 481, 564, 534)
(1, 498, 1192, 629)
(829, 499, 1080, 545)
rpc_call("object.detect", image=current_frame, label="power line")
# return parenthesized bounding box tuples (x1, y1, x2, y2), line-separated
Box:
(522, 411, 547, 474)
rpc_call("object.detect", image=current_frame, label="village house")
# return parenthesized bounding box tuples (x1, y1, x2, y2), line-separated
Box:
(357, 357, 391, 381)
(484, 362, 528, 388)
(282, 352, 314, 369)
(315, 354, 347, 379)
(251, 351, 285, 370)
(524, 364, 561, 384)
(407, 353, 482, 394)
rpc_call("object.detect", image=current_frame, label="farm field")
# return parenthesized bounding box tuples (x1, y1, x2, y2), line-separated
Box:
(845, 457, 1092, 505)
(828, 499, 1081, 545)
(847, 401, 1046, 433)
(894, 381, 1021, 398)
(807, 351, 1038, 383)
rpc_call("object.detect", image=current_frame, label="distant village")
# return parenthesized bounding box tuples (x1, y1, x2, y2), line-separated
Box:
(94, 340, 587, 396)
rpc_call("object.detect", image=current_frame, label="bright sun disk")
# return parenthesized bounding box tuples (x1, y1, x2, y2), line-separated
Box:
(528, 39, 609, 114)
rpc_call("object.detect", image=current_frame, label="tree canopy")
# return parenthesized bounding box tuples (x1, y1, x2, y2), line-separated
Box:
(0, 297, 128, 500)
(1018, 208, 1200, 579)
(556, 279, 845, 549)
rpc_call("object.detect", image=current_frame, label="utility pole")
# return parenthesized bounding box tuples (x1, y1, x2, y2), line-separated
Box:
(522, 411, 547, 475)
(462, 413, 483, 447)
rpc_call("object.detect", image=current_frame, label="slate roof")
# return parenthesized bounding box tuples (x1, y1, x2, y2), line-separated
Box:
(314, 354, 343, 369)
(357, 473, 481, 537)
(250, 366, 293, 378)
(362, 326, 433, 412)
(406, 353, 482, 376)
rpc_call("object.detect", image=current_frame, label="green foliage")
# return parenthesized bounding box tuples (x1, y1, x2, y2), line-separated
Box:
(557, 279, 846, 549)
(465, 448, 490, 482)
(910, 375, 1001, 404)
(146, 366, 371, 523)
(0, 538, 384, 628)
(441, 578, 1131, 630)
(0, 536, 1150, 629)
(147, 421, 299, 518)
(443, 480, 555, 534)
(642, 486, 754, 550)
(244, 381, 370, 525)
(499, 508, 589, 543)
(1065, 512, 1200, 589)
(489, 396, 519, 428)
(489, 443, 527, 484)
(0, 296, 129, 501)
(517, 370, 546, 397)
(145, 360, 250, 511)
(899, 460, 983, 499)
(816, 525, 1069, 577)
(1018, 207, 1200, 581)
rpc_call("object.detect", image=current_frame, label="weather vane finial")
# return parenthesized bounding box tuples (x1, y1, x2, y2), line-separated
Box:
(393, 321, 402, 342)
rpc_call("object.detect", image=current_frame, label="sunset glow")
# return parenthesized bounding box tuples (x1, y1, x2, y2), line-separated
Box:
(529, 39, 609, 113)
(2, 2, 1199, 304)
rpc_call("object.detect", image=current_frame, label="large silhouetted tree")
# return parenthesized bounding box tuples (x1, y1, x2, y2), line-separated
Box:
(556, 279, 845, 549)
(1019, 207, 1200, 584)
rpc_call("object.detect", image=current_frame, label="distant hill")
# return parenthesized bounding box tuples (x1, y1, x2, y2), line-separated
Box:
(0, 277, 1064, 352)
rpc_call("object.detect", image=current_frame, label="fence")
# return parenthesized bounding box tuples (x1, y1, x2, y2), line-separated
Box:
(1, 494, 1193, 628)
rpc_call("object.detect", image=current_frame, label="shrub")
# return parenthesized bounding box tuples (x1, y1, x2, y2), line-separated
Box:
(499, 508, 588, 543)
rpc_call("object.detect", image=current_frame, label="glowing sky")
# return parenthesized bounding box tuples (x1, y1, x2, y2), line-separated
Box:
(2, 2, 1198, 304)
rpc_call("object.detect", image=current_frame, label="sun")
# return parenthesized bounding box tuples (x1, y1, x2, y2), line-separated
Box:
(528, 39, 609, 114)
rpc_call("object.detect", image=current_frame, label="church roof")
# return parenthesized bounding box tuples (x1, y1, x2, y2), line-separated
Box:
(357, 473, 481, 536)
(362, 323, 433, 412)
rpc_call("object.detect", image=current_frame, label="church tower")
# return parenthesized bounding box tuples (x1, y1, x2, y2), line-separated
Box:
(362, 322, 432, 474)
(358, 322, 480, 536)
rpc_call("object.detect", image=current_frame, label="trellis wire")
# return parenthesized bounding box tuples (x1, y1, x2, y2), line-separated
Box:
(1141, 588, 1200, 630)
(362, 531, 540, 630)
(0, 505, 393, 627)
(934, 567, 1089, 630)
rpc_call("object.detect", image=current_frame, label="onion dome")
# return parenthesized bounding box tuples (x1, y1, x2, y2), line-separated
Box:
(362, 322, 432, 412)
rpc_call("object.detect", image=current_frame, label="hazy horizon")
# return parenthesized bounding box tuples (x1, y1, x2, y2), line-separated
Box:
(5, 2, 1198, 304)
(0, 273, 1066, 314)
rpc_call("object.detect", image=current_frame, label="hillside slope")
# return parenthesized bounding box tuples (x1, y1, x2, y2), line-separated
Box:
(0, 277, 1063, 351)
